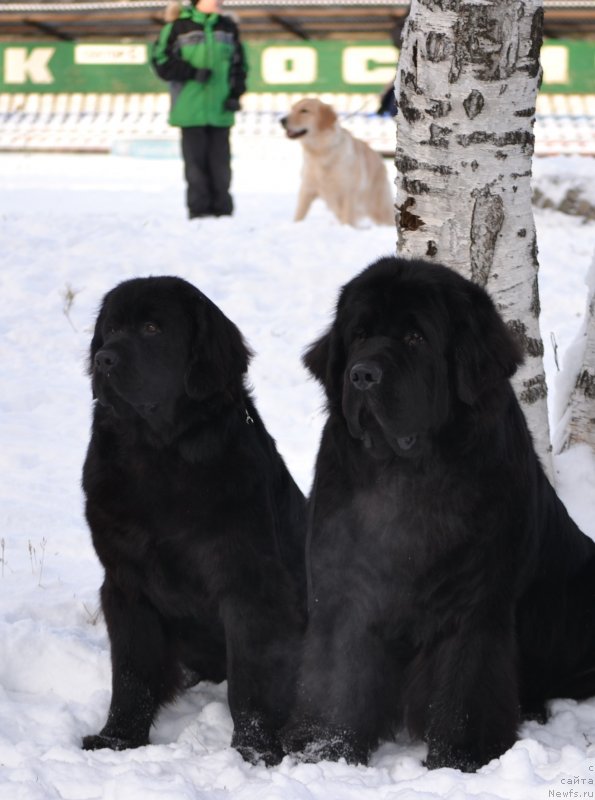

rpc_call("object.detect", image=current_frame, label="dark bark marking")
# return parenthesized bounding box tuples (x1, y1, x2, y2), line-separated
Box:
(399, 90, 422, 123)
(495, 151, 508, 160)
(517, 228, 527, 238)
(520, 373, 548, 405)
(457, 129, 534, 149)
(426, 99, 452, 118)
(470, 187, 504, 287)
(508, 319, 544, 358)
(398, 197, 425, 231)
(449, 2, 524, 83)
(528, 8, 544, 80)
(526, 336, 544, 358)
(419, 0, 460, 10)
(530, 273, 541, 317)
(426, 240, 438, 257)
(530, 231, 539, 268)
(395, 153, 455, 176)
(395, 154, 419, 174)
(575, 370, 595, 400)
(403, 177, 430, 195)
(433, 163, 456, 176)
(463, 89, 484, 119)
(427, 32, 450, 62)
(499, 3, 522, 80)
(514, 107, 535, 117)
(422, 123, 452, 148)
(403, 69, 422, 94)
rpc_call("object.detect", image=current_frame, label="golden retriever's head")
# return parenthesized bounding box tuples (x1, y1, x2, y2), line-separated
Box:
(280, 98, 337, 140)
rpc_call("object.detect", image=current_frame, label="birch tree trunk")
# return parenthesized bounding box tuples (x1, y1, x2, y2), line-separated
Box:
(395, 0, 554, 481)
(559, 251, 595, 452)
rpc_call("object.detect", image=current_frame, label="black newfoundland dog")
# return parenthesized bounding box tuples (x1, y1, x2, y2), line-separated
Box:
(283, 256, 595, 772)
(82, 276, 306, 765)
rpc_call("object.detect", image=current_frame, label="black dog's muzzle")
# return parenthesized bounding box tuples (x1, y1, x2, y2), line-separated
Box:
(344, 350, 419, 456)
(349, 361, 383, 391)
(94, 348, 119, 376)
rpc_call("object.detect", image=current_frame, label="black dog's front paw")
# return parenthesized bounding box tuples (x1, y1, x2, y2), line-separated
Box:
(281, 720, 367, 765)
(520, 701, 548, 725)
(425, 747, 481, 773)
(305, 735, 367, 765)
(279, 719, 312, 756)
(232, 727, 284, 767)
(82, 732, 148, 751)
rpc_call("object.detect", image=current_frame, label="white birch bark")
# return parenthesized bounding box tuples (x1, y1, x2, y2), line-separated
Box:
(559, 251, 595, 452)
(395, 0, 554, 481)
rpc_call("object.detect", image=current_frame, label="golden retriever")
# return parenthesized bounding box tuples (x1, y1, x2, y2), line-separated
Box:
(281, 98, 394, 227)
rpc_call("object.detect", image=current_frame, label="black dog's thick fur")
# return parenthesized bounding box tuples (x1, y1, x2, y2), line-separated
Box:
(82, 276, 306, 765)
(283, 257, 595, 771)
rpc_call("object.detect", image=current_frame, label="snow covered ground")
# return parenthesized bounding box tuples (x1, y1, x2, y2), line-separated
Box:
(0, 144, 594, 800)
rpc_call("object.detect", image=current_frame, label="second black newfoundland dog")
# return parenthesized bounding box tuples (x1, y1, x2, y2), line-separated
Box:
(82, 276, 306, 765)
(283, 256, 595, 771)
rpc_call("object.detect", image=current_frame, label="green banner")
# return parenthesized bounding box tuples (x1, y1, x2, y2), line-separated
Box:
(0, 39, 592, 95)
(244, 41, 399, 92)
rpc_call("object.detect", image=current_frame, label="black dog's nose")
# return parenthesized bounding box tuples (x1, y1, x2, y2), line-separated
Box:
(349, 362, 382, 390)
(94, 349, 118, 372)
(280, 116, 288, 128)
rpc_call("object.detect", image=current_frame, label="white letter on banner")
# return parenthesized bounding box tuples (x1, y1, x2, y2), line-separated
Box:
(342, 46, 399, 84)
(4, 47, 55, 84)
(540, 46, 569, 84)
(261, 47, 317, 84)
(74, 44, 147, 65)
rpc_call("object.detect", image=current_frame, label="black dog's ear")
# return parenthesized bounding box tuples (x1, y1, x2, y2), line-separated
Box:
(303, 324, 347, 403)
(185, 294, 252, 402)
(303, 328, 331, 385)
(454, 283, 524, 405)
(88, 298, 107, 376)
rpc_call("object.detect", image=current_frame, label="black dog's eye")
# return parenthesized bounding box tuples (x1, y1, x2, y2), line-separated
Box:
(404, 330, 424, 347)
(105, 325, 120, 336)
(142, 322, 161, 335)
(352, 328, 367, 342)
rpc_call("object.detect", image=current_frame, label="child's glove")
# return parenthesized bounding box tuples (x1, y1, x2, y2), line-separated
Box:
(194, 68, 212, 83)
(224, 97, 241, 112)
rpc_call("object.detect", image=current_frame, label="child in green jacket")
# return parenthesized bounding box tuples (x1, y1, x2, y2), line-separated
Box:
(153, 0, 247, 218)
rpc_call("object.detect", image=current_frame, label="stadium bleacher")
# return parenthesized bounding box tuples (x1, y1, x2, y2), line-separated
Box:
(0, 91, 593, 156)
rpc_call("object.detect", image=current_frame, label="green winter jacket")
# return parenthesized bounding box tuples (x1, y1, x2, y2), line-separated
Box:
(152, 5, 247, 128)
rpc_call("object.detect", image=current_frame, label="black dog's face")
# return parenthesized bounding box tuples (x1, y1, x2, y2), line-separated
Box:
(304, 257, 523, 460)
(90, 277, 250, 427)
(338, 289, 451, 459)
(91, 280, 192, 421)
